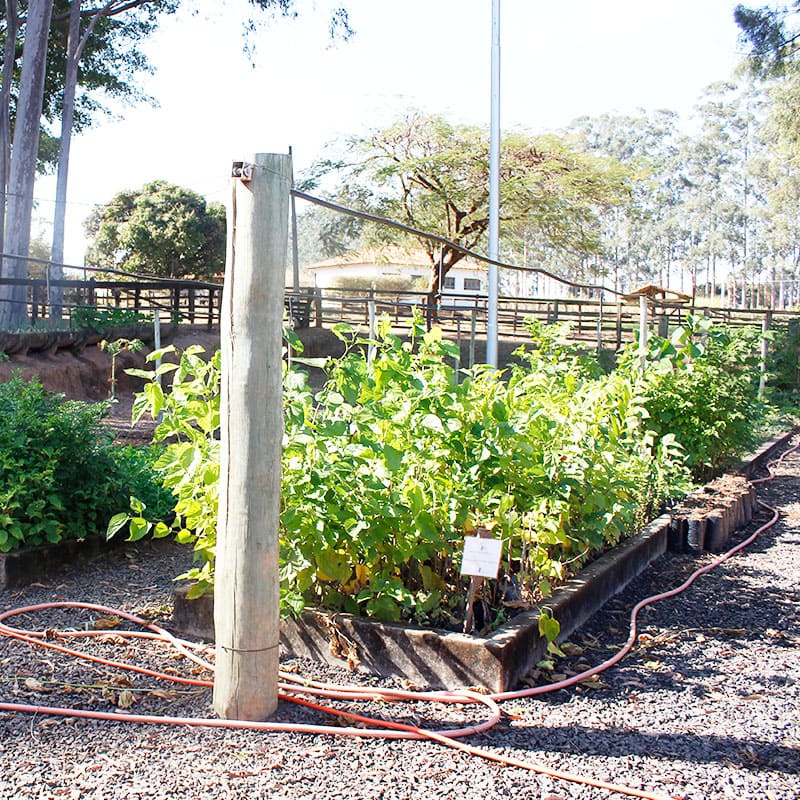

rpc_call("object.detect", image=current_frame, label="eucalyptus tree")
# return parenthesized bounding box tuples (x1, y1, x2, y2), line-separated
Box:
(735, 2, 800, 75)
(0, 0, 352, 329)
(49, 0, 180, 319)
(0, 0, 178, 328)
(306, 110, 632, 300)
(0, 0, 53, 330)
(682, 81, 767, 305)
(565, 110, 690, 294)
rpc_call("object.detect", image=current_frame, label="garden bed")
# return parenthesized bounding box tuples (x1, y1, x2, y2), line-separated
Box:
(0, 535, 124, 590)
(0, 324, 172, 357)
(170, 428, 795, 692)
(173, 513, 671, 692)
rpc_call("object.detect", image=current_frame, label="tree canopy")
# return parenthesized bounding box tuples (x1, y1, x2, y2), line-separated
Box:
(0, 0, 352, 328)
(0, 1, 178, 172)
(305, 111, 632, 295)
(85, 180, 226, 280)
(735, 2, 800, 75)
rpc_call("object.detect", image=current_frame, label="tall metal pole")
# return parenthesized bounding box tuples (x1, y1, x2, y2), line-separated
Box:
(486, 0, 501, 367)
(289, 146, 300, 294)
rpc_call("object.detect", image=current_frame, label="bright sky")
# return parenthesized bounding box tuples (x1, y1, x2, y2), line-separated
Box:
(33, 0, 747, 264)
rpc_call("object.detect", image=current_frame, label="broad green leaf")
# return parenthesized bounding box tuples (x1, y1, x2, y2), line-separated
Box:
(106, 513, 129, 541)
(538, 611, 561, 643)
(128, 517, 151, 542)
(315, 549, 352, 584)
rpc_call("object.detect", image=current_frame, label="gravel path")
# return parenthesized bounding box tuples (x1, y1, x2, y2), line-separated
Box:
(1, 441, 798, 800)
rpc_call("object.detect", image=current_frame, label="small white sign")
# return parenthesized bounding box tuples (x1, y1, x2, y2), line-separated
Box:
(460, 536, 503, 578)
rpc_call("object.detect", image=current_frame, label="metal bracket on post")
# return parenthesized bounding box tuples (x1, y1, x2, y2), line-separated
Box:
(231, 161, 254, 182)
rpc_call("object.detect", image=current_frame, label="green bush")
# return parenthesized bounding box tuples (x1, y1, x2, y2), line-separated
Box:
(766, 321, 800, 400)
(71, 305, 150, 333)
(114, 316, 692, 627)
(0, 375, 171, 551)
(618, 316, 763, 482)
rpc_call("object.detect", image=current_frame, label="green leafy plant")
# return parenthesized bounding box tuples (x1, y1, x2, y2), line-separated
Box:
(0, 375, 170, 552)
(114, 314, 696, 629)
(618, 315, 763, 481)
(100, 337, 145, 400)
(107, 344, 221, 598)
(765, 321, 800, 400)
(71, 305, 150, 333)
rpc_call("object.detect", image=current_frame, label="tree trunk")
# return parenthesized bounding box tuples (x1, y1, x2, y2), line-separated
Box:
(49, 0, 82, 320)
(0, 0, 54, 330)
(0, 1, 20, 261)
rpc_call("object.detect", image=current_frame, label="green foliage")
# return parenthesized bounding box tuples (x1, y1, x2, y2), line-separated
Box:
(110, 344, 221, 598)
(618, 316, 763, 481)
(0, 1, 179, 174)
(765, 321, 800, 399)
(735, 2, 800, 76)
(100, 337, 145, 400)
(71, 305, 150, 332)
(84, 181, 226, 280)
(0, 375, 170, 552)
(118, 314, 697, 628)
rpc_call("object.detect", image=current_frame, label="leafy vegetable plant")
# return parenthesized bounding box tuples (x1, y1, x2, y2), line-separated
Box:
(618, 315, 763, 481)
(114, 314, 699, 630)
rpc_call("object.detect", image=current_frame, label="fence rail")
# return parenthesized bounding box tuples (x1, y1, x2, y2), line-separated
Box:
(309, 287, 800, 350)
(1, 277, 798, 349)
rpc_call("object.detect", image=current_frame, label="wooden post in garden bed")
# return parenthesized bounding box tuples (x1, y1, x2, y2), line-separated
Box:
(213, 153, 290, 720)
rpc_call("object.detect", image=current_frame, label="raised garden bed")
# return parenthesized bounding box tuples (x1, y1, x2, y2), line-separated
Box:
(0, 324, 174, 357)
(0, 536, 124, 591)
(170, 428, 796, 692)
(173, 513, 671, 692)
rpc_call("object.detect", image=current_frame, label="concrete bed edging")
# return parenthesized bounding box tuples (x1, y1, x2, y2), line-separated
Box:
(0, 535, 124, 591)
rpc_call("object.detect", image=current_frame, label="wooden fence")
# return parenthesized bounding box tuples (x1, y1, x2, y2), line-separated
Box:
(308, 287, 800, 350)
(1, 277, 798, 349)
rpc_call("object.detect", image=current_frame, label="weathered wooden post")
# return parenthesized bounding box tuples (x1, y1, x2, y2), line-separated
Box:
(213, 153, 290, 720)
(759, 311, 771, 400)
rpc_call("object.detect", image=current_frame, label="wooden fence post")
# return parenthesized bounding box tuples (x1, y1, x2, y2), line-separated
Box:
(759, 311, 771, 400)
(213, 153, 290, 721)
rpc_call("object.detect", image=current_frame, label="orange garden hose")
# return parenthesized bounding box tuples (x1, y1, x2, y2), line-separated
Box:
(0, 442, 795, 800)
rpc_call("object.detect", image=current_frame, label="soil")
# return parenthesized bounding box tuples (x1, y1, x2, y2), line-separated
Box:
(0, 324, 344, 444)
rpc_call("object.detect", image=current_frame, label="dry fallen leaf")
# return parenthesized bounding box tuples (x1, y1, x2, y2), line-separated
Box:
(579, 675, 610, 689)
(117, 689, 135, 709)
(92, 615, 121, 630)
(24, 677, 46, 692)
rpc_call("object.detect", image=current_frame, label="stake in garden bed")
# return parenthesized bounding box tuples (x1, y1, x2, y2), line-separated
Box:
(213, 153, 290, 721)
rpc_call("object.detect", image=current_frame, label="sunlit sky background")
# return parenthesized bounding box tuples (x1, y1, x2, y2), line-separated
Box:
(33, 0, 748, 264)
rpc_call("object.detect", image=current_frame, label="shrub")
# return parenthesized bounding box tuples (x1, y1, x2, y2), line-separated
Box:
(618, 316, 763, 482)
(114, 316, 691, 627)
(0, 375, 170, 551)
(71, 305, 150, 333)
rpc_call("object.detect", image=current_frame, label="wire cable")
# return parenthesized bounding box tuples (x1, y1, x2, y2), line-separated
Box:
(0, 439, 795, 800)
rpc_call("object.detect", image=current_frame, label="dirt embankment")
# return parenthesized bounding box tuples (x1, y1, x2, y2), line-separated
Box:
(0, 325, 348, 402)
(0, 325, 346, 442)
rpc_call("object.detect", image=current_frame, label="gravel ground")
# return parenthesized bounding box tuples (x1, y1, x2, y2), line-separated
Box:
(1, 442, 798, 800)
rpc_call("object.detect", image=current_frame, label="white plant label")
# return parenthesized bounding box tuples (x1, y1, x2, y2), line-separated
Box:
(460, 536, 503, 578)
